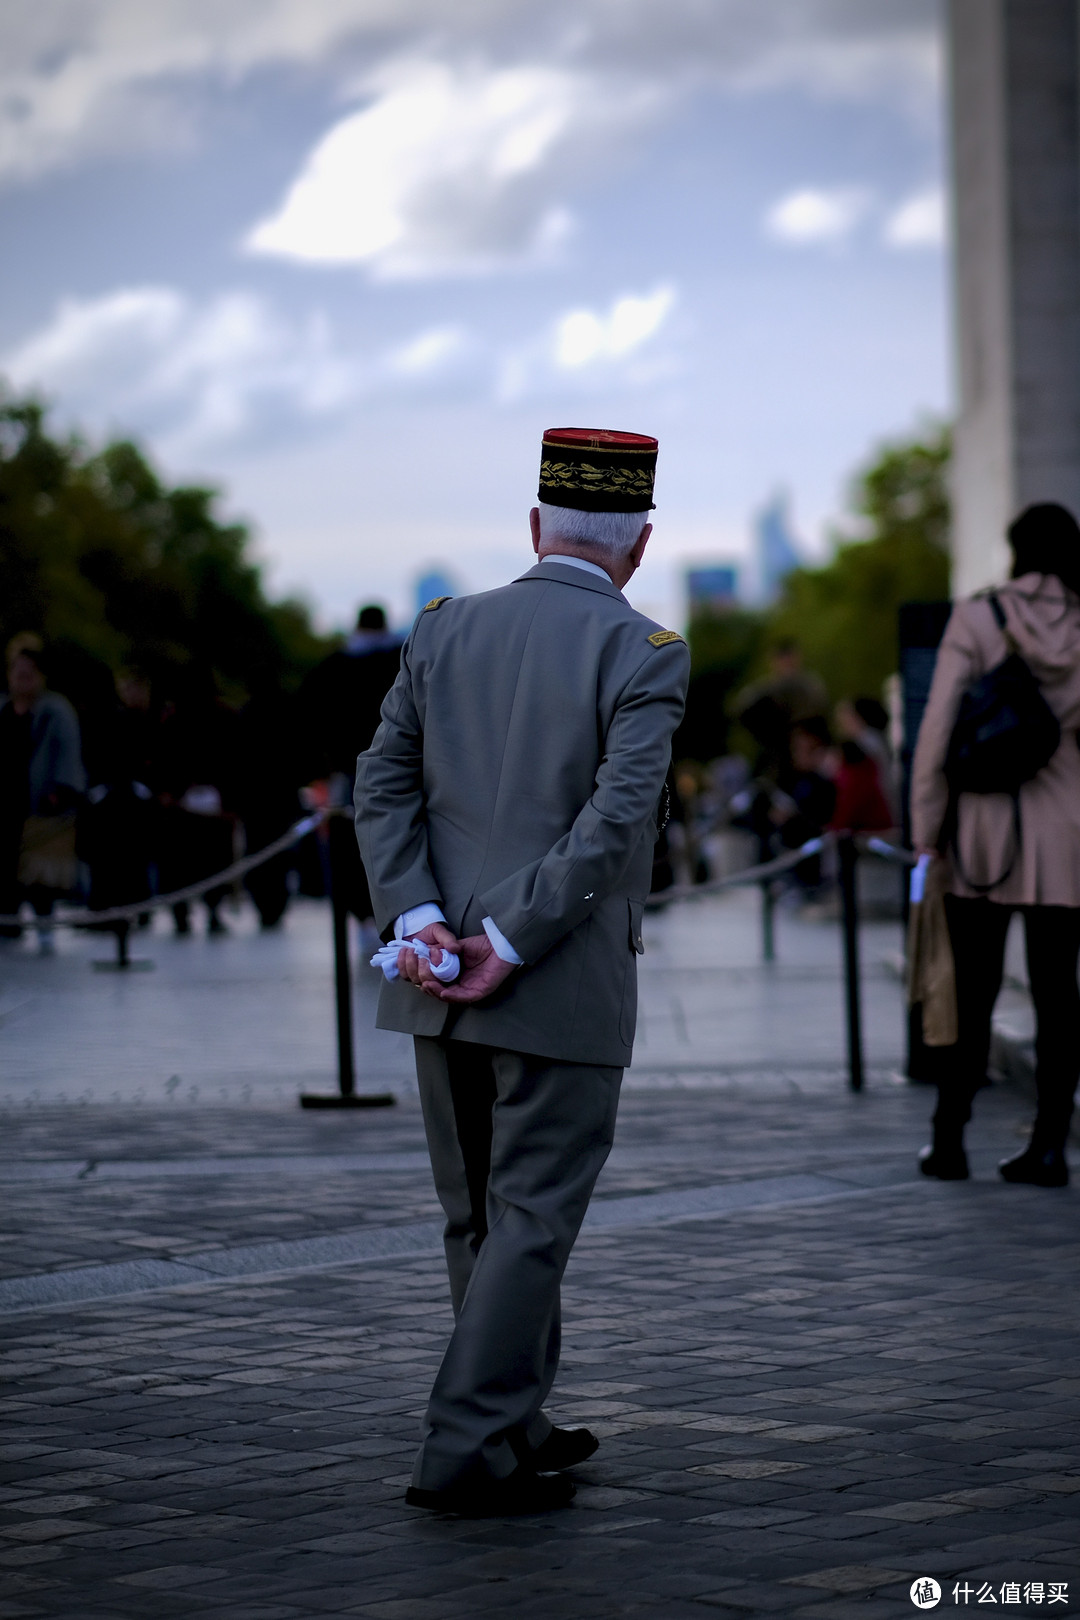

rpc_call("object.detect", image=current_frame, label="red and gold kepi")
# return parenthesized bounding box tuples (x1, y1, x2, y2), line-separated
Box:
(538, 427, 658, 514)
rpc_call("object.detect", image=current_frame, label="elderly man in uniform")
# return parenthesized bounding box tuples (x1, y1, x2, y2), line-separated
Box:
(355, 428, 689, 1516)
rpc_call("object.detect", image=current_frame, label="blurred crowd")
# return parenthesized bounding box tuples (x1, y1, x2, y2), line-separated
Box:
(1, 614, 897, 955)
(0, 607, 404, 954)
(658, 640, 899, 904)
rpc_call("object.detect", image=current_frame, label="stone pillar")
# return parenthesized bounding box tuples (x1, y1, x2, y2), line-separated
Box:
(948, 0, 1080, 594)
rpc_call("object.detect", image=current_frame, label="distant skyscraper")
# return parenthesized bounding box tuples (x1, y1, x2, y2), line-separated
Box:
(755, 491, 803, 603)
(686, 565, 740, 613)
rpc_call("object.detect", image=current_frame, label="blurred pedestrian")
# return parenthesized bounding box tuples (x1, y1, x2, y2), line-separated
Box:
(735, 640, 828, 783)
(912, 502, 1080, 1187)
(778, 717, 837, 841)
(79, 666, 156, 929)
(835, 696, 898, 822)
(829, 705, 895, 836)
(153, 664, 238, 936)
(300, 605, 403, 944)
(236, 668, 303, 930)
(771, 716, 837, 900)
(0, 635, 85, 952)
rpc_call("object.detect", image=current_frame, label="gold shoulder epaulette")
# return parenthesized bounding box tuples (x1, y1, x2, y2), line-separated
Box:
(647, 628, 684, 648)
(423, 596, 452, 612)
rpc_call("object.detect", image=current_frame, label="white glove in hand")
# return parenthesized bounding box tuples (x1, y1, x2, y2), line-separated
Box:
(370, 938, 460, 983)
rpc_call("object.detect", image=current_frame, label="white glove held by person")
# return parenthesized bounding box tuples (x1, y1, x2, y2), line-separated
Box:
(370, 938, 460, 983)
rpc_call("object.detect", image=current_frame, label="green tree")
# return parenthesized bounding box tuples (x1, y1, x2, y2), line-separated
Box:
(0, 392, 333, 703)
(763, 424, 951, 701)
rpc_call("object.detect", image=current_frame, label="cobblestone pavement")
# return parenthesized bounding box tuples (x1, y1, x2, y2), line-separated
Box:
(1, 895, 1078, 1617)
(2, 1078, 1079, 1619)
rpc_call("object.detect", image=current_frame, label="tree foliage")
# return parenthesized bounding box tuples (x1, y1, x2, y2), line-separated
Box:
(764, 424, 951, 701)
(0, 392, 332, 703)
(677, 424, 952, 761)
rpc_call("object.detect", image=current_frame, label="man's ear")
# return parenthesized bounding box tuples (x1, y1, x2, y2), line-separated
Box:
(529, 507, 542, 554)
(631, 522, 653, 569)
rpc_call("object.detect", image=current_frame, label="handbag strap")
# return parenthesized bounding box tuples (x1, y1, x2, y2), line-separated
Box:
(950, 792, 1021, 895)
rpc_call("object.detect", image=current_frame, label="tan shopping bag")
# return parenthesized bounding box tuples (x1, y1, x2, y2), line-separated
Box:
(18, 813, 78, 891)
(907, 855, 957, 1047)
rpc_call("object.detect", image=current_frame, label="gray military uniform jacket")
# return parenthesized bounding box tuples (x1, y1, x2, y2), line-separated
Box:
(355, 559, 690, 1067)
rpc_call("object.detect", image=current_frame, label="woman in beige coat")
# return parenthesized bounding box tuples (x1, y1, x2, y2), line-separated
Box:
(911, 503, 1080, 1187)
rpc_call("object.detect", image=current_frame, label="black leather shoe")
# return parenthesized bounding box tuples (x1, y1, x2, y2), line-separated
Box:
(998, 1146, 1069, 1187)
(531, 1426, 599, 1472)
(918, 1144, 969, 1180)
(405, 1467, 576, 1517)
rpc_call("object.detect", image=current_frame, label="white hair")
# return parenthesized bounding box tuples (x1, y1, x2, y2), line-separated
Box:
(538, 502, 650, 562)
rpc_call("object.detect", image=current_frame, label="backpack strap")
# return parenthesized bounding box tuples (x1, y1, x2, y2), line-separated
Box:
(989, 591, 1020, 655)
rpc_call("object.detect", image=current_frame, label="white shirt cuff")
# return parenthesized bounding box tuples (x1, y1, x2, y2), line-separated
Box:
(394, 902, 446, 940)
(482, 915, 523, 965)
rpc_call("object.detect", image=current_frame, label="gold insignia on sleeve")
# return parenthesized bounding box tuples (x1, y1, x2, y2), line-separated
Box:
(647, 629, 684, 647)
(423, 596, 451, 611)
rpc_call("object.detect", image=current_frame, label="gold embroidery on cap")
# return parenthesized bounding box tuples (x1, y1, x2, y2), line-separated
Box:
(539, 459, 656, 495)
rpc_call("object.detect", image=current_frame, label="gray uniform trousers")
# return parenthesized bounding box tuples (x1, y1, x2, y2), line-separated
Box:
(411, 1035, 622, 1491)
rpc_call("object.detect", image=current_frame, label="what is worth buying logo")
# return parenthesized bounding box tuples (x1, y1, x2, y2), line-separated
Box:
(912, 1580, 942, 1610)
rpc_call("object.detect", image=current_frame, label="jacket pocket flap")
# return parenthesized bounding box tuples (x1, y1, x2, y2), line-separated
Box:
(628, 898, 645, 954)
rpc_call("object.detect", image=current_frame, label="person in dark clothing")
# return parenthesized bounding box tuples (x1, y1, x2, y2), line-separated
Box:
(768, 716, 837, 900)
(299, 605, 403, 931)
(236, 671, 303, 929)
(735, 641, 829, 784)
(779, 717, 837, 843)
(0, 636, 85, 950)
(79, 667, 157, 927)
(153, 665, 239, 936)
(0, 667, 34, 939)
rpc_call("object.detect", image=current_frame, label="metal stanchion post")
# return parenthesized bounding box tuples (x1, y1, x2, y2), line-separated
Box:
(332, 871, 355, 1096)
(301, 816, 394, 1110)
(92, 917, 153, 973)
(760, 880, 775, 963)
(837, 833, 864, 1092)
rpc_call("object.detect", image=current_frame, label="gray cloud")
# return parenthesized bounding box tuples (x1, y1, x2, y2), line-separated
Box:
(2, 277, 683, 455)
(0, 0, 940, 183)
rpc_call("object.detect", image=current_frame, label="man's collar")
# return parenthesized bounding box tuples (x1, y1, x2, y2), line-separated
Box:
(517, 558, 626, 601)
(537, 552, 613, 583)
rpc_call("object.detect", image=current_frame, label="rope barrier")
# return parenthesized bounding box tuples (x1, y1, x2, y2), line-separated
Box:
(1, 804, 913, 1099)
(0, 811, 327, 929)
(859, 836, 918, 867)
(0, 819, 916, 931)
(645, 835, 830, 910)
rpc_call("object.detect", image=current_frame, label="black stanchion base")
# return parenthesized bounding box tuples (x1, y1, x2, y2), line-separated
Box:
(92, 959, 154, 973)
(299, 1092, 396, 1109)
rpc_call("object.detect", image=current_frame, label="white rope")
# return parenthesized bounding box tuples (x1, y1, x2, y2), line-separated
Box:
(0, 811, 327, 929)
(646, 835, 829, 908)
(0, 816, 916, 931)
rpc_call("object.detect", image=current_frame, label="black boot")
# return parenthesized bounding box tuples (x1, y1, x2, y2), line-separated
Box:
(919, 1112, 970, 1180)
(998, 1142, 1069, 1187)
(919, 1142, 970, 1180)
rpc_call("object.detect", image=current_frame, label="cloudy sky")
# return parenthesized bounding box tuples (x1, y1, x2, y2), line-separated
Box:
(0, 0, 948, 630)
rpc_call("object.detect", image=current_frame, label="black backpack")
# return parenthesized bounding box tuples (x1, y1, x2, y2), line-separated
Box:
(943, 594, 1060, 890)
